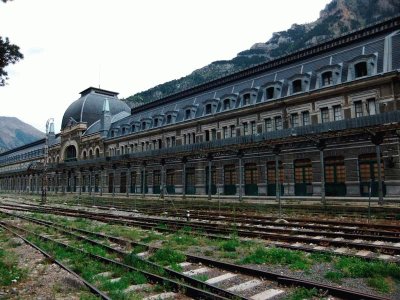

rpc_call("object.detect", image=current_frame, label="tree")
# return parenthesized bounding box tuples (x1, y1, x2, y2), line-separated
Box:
(1, 0, 23, 86)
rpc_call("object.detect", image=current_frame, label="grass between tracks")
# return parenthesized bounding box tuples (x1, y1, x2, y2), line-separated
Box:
(27, 212, 400, 294)
(0, 229, 27, 286)
(28, 234, 152, 300)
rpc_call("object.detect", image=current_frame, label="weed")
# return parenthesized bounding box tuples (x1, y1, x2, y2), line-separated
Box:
(169, 263, 183, 272)
(141, 231, 164, 244)
(288, 287, 318, 300)
(219, 238, 240, 252)
(193, 274, 209, 282)
(241, 247, 310, 270)
(309, 252, 333, 263)
(367, 276, 390, 293)
(324, 271, 344, 283)
(149, 248, 186, 266)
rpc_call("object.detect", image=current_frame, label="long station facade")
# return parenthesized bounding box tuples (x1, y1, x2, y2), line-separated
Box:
(1, 16, 400, 201)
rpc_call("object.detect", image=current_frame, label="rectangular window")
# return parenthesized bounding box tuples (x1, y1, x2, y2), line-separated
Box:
(223, 126, 228, 139)
(302, 111, 310, 126)
(367, 98, 376, 115)
(251, 121, 256, 135)
(185, 109, 191, 119)
(211, 129, 217, 140)
(205, 130, 210, 142)
(321, 107, 329, 123)
(223, 99, 230, 110)
(205, 104, 212, 114)
(265, 118, 272, 132)
(230, 125, 235, 137)
(354, 101, 363, 118)
(333, 105, 342, 121)
(274, 116, 282, 131)
(243, 122, 248, 135)
(291, 113, 299, 127)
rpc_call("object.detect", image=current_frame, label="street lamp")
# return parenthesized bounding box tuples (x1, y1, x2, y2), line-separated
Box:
(41, 118, 54, 205)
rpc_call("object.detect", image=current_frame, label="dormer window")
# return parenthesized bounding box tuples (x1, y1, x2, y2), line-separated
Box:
(185, 109, 191, 119)
(355, 61, 368, 78)
(205, 104, 212, 114)
(316, 64, 341, 88)
(131, 122, 140, 133)
(203, 99, 219, 115)
(239, 89, 257, 107)
(347, 54, 377, 81)
(322, 71, 333, 86)
(266, 87, 274, 99)
(141, 118, 151, 130)
(263, 82, 283, 100)
(223, 99, 230, 110)
(121, 127, 126, 135)
(154, 118, 158, 127)
(183, 104, 197, 120)
(243, 93, 251, 106)
(164, 111, 178, 124)
(292, 80, 302, 93)
(288, 74, 310, 95)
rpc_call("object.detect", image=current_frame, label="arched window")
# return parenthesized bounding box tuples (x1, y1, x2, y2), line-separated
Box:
(82, 150, 87, 160)
(89, 149, 93, 158)
(65, 145, 77, 161)
(95, 148, 100, 158)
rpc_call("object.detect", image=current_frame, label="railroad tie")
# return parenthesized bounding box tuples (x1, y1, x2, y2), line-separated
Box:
(109, 277, 121, 283)
(182, 267, 209, 276)
(227, 279, 262, 292)
(123, 283, 152, 294)
(137, 251, 150, 257)
(205, 272, 237, 284)
(250, 289, 285, 300)
(355, 250, 372, 257)
(333, 247, 348, 254)
(143, 292, 177, 300)
(393, 242, 400, 248)
(178, 262, 192, 267)
(94, 271, 112, 278)
(378, 254, 394, 261)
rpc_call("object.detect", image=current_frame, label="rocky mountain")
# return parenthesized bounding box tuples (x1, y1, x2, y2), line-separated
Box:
(0, 116, 44, 151)
(125, 0, 400, 105)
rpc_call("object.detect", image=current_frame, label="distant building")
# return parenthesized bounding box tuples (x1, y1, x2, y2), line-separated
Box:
(1, 16, 400, 201)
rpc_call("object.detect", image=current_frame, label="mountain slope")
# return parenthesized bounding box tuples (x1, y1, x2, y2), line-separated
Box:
(125, 0, 400, 105)
(0, 116, 44, 151)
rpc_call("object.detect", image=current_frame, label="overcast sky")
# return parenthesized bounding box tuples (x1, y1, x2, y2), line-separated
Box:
(0, 0, 331, 133)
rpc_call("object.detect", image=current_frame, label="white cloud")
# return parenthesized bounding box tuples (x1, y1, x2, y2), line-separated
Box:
(0, 0, 330, 133)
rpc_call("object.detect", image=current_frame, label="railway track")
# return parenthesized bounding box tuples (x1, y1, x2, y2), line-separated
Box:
(0, 219, 233, 300)
(1, 210, 395, 300)
(1, 200, 400, 262)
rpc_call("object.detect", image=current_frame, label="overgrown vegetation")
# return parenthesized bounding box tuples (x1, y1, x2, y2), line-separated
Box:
(0, 231, 26, 286)
(241, 247, 311, 270)
(325, 257, 400, 293)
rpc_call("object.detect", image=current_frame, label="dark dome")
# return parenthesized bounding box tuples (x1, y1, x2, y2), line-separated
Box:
(61, 87, 130, 129)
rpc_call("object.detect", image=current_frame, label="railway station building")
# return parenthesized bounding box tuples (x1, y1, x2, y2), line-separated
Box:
(1, 16, 400, 201)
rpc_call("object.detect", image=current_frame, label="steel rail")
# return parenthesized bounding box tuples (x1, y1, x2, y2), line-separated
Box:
(2, 203, 400, 255)
(4, 211, 394, 300)
(0, 222, 112, 300)
(0, 219, 231, 300)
